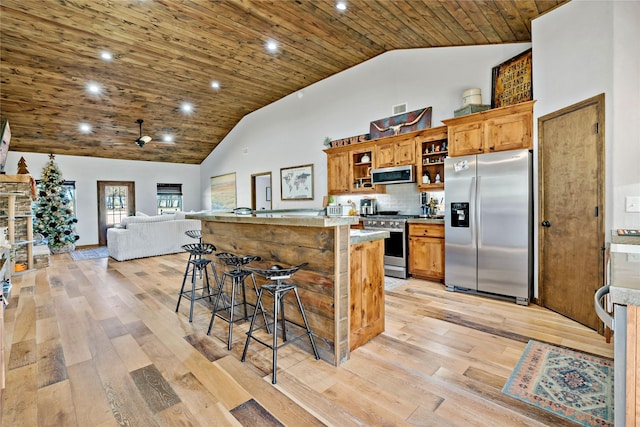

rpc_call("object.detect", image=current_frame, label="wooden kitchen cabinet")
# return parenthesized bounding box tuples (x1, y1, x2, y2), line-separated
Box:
(627, 304, 639, 426)
(325, 142, 385, 195)
(416, 126, 448, 192)
(350, 238, 385, 351)
(408, 223, 444, 281)
(443, 100, 534, 157)
(374, 134, 415, 168)
(327, 151, 350, 194)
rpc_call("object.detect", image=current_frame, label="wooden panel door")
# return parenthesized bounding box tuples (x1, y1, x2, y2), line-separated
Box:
(374, 137, 415, 167)
(485, 110, 532, 152)
(448, 122, 484, 156)
(393, 138, 415, 165)
(539, 95, 604, 331)
(374, 141, 395, 168)
(326, 151, 350, 194)
(350, 239, 384, 350)
(98, 181, 135, 246)
(409, 236, 444, 281)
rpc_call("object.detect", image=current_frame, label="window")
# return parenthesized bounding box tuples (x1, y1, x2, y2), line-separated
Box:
(105, 185, 129, 226)
(157, 183, 182, 215)
(35, 180, 76, 216)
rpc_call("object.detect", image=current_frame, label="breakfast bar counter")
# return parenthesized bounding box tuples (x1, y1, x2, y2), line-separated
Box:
(187, 211, 387, 365)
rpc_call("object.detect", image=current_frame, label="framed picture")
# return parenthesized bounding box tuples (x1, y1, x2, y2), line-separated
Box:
(369, 107, 432, 139)
(491, 48, 532, 108)
(266, 186, 271, 202)
(280, 164, 313, 200)
(210, 172, 236, 211)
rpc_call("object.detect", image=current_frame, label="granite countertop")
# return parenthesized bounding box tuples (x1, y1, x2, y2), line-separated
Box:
(186, 210, 359, 227)
(609, 231, 640, 306)
(350, 229, 390, 244)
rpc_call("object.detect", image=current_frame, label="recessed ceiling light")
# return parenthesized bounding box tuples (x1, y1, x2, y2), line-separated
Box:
(162, 134, 173, 143)
(336, 2, 347, 11)
(79, 123, 91, 133)
(211, 80, 221, 90)
(265, 40, 279, 53)
(100, 51, 112, 61)
(86, 81, 101, 95)
(180, 102, 193, 114)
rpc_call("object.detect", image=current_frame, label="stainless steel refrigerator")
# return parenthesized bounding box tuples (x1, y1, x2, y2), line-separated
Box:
(444, 149, 532, 305)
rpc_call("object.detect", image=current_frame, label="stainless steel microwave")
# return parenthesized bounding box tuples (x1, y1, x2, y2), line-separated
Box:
(371, 165, 414, 185)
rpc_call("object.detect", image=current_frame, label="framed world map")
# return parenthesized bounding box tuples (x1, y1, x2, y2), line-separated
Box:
(280, 164, 313, 200)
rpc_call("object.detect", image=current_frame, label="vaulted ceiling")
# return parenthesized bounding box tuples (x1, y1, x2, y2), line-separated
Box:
(0, 0, 568, 164)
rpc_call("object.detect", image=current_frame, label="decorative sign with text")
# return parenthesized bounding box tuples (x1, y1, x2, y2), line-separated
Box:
(491, 49, 532, 108)
(330, 133, 370, 148)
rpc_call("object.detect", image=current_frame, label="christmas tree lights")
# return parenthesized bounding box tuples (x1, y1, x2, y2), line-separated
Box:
(32, 155, 79, 253)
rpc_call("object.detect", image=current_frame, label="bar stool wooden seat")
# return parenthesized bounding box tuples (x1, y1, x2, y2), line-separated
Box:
(175, 243, 219, 322)
(207, 253, 270, 350)
(241, 263, 320, 384)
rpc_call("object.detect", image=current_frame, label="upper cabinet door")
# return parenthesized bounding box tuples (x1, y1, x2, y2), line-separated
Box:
(374, 136, 415, 167)
(374, 141, 395, 168)
(327, 151, 350, 195)
(443, 101, 534, 157)
(485, 111, 533, 152)
(448, 122, 484, 157)
(393, 138, 416, 165)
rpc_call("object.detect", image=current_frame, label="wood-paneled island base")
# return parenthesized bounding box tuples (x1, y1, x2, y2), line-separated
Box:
(187, 212, 388, 366)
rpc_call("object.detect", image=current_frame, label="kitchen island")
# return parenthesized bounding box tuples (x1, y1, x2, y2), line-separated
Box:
(187, 211, 388, 366)
(607, 232, 640, 424)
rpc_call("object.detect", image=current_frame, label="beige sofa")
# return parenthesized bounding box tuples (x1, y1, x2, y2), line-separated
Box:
(107, 212, 201, 261)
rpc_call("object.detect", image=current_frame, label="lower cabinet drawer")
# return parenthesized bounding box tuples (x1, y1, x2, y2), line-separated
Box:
(409, 223, 444, 238)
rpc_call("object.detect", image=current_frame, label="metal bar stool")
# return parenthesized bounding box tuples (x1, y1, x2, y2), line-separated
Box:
(185, 229, 202, 244)
(185, 229, 205, 279)
(241, 263, 320, 384)
(176, 243, 219, 322)
(207, 253, 270, 350)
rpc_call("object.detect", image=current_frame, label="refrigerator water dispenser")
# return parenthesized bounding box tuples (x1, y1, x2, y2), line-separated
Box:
(450, 202, 469, 227)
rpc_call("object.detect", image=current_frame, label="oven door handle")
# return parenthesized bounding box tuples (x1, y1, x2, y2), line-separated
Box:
(363, 227, 402, 233)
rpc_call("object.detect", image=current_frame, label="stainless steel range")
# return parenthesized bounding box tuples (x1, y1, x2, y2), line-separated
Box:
(361, 214, 416, 279)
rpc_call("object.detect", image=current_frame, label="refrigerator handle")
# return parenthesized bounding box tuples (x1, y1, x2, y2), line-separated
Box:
(476, 176, 482, 249)
(471, 176, 477, 250)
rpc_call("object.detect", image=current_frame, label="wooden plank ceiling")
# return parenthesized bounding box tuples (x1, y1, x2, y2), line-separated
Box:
(0, 0, 567, 165)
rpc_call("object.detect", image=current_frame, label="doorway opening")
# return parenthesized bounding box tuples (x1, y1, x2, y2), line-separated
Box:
(251, 172, 272, 211)
(97, 181, 135, 246)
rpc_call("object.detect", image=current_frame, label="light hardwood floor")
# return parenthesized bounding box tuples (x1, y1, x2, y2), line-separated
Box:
(1, 252, 613, 426)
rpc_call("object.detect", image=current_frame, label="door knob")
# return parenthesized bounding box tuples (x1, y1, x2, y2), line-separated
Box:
(541, 220, 551, 227)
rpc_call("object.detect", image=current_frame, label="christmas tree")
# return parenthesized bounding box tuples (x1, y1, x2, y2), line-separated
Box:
(32, 154, 79, 253)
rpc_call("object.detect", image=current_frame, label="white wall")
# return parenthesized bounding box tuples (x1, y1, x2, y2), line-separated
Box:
(200, 43, 532, 210)
(4, 152, 200, 246)
(533, 0, 640, 231)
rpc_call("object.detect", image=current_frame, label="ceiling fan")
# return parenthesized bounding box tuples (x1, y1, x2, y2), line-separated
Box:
(135, 119, 152, 147)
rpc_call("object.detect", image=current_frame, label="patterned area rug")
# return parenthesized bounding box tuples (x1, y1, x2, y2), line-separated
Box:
(70, 246, 109, 261)
(502, 340, 614, 426)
